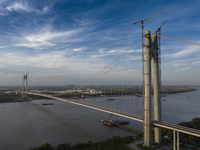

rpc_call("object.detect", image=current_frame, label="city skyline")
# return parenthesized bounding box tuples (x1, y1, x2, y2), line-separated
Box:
(0, 0, 200, 86)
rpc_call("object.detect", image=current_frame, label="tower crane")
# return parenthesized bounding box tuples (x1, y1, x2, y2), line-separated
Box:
(156, 20, 167, 93)
(133, 10, 173, 99)
(156, 20, 167, 33)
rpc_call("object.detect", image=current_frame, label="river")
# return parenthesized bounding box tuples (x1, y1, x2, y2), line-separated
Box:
(0, 88, 199, 150)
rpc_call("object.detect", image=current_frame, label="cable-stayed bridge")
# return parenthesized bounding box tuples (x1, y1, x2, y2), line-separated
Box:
(25, 91, 200, 138)
(21, 24, 200, 150)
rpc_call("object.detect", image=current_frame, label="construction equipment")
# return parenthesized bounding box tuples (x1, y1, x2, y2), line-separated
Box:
(156, 20, 167, 94)
(133, 10, 173, 25)
(106, 114, 113, 121)
(157, 20, 167, 32)
(100, 114, 113, 124)
(133, 10, 173, 118)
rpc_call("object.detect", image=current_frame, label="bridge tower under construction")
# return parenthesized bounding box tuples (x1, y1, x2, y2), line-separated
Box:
(143, 29, 162, 147)
(22, 73, 28, 98)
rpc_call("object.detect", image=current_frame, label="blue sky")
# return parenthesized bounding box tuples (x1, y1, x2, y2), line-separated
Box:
(0, 0, 200, 86)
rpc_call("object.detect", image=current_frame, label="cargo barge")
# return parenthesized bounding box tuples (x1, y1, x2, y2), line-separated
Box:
(107, 98, 114, 101)
(100, 114, 129, 126)
(70, 97, 85, 99)
(42, 102, 54, 105)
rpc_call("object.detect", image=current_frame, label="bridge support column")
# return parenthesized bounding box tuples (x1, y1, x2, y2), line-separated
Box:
(177, 131, 179, 150)
(152, 34, 162, 143)
(143, 30, 151, 147)
(25, 74, 28, 98)
(173, 130, 176, 150)
(22, 74, 25, 98)
(22, 74, 28, 98)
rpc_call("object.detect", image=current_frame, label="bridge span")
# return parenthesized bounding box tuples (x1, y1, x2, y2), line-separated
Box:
(24, 28, 200, 150)
(26, 92, 200, 139)
(26, 92, 143, 122)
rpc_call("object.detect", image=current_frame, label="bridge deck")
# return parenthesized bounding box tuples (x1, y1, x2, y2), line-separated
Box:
(26, 92, 143, 122)
(26, 92, 200, 138)
(152, 120, 200, 137)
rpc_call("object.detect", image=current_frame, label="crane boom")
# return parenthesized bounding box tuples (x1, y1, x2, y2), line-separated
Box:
(133, 10, 173, 110)
(154, 20, 167, 33)
(107, 114, 113, 121)
(133, 10, 173, 25)
(143, 10, 173, 21)
(158, 20, 167, 30)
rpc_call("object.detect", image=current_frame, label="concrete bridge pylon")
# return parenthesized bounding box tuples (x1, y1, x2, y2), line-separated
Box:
(143, 30, 162, 147)
(22, 73, 28, 98)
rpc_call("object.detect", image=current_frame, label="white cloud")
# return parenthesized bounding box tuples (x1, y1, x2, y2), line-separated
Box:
(99, 48, 105, 53)
(40, 6, 50, 15)
(90, 54, 110, 58)
(176, 67, 191, 72)
(192, 61, 200, 65)
(15, 27, 83, 48)
(73, 47, 83, 52)
(0, 50, 107, 73)
(164, 59, 193, 68)
(163, 45, 200, 58)
(6, 2, 38, 13)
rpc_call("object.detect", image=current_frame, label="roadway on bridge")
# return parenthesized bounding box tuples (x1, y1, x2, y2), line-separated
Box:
(26, 92, 200, 138)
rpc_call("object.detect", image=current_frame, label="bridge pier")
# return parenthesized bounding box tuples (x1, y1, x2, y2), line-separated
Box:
(173, 130, 180, 150)
(22, 73, 28, 98)
(177, 131, 179, 150)
(173, 130, 176, 150)
(143, 29, 151, 147)
(152, 33, 162, 143)
(144, 30, 162, 147)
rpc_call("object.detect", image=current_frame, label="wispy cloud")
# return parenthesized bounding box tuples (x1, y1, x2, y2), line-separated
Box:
(0, 0, 200, 86)
(6, 2, 39, 13)
(0, 49, 107, 74)
(192, 61, 200, 65)
(163, 45, 200, 58)
(90, 54, 110, 58)
(73, 47, 84, 52)
(40, 6, 50, 15)
(5, 1, 54, 15)
(175, 67, 191, 72)
(15, 26, 83, 49)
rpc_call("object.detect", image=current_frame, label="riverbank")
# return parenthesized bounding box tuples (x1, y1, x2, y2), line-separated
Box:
(0, 86, 196, 103)
(0, 92, 50, 103)
(55, 86, 197, 99)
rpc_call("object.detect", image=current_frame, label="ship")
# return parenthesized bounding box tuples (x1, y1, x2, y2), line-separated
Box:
(107, 98, 114, 101)
(100, 114, 129, 126)
(42, 102, 54, 105)
(103, 119, 129, 126)
(70, 96, 85, 99)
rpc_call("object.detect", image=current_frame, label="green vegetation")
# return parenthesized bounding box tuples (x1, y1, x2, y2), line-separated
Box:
(0, 86, 49, 102)
(0, 93, 20, 101)
(161, 87, 196, 94)
(135, 133, 143, 139)
(0, 93, 49, 102)
(27, 118, 200, 150)
(54, 86, 196, 99)
(29, 136, 134, 150)
(0, 86, 196, 102)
